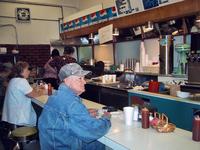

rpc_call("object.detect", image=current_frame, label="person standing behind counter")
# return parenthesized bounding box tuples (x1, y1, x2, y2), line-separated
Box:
(2, 61, 44, 127)
(38, 63, 111, 150)
(43, 49, 60, 89)
(49, 46, 76, 73)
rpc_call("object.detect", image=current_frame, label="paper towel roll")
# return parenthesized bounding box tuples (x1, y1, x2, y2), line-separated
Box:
(140, 41, 146, 67)
(120, 64, 124, 71)
(135, 62, 140, 72)
(145, 54, 149, 66)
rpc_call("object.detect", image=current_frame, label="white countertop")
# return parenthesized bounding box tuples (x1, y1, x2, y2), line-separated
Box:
(32, 94, 200, 150)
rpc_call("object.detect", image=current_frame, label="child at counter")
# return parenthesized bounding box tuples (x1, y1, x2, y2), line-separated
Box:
(38, 63, 111, 150)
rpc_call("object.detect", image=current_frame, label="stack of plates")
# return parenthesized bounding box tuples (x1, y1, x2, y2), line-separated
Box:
(176, 91, 190, 98)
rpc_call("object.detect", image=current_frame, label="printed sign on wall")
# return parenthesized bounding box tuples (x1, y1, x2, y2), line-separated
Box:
(98, 24, 113, 44)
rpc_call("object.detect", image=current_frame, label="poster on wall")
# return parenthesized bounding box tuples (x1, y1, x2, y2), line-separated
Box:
(114, 0, 184, 17)
(98, 24, 113, 44)
(114, 0, 144, 17)
(16, 8, 31, 22)
(115, 0, 134, 16)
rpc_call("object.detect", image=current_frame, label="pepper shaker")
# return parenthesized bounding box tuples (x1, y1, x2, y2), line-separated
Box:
(142, 108, 150, 129)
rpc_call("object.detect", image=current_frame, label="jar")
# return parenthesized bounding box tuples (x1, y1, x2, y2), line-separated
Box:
(149, 80, 159, 93)
(141, 108, 150, 129)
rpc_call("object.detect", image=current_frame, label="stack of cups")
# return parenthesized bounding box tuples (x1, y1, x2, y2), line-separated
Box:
(112, 74, 116, 82)
(102, 74, 116, 83)
(133, 106, 139, 121)
(120, 64, 125, 71)
(123, 106, 134, 126)
(135, 62, 140, 72)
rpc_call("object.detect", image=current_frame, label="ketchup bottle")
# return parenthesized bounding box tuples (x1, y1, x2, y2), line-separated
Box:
(142, 108, 150, 129)
(192, 116, 200, 141)
(48, 83, 52, 96)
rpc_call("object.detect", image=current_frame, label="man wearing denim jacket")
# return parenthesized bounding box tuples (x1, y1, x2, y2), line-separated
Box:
(38, 63, 111, 150)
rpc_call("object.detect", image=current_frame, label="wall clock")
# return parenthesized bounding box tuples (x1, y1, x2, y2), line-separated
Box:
(16, 8, 31, 22)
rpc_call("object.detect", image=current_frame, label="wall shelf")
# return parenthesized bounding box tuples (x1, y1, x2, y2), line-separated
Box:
(60, 0, 200, 39)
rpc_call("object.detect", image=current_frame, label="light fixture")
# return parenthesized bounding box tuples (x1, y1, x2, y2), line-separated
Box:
(113, 28, 119, 36)
(169, 20, 176, 25)
(196, 14, 200, 23)
(142, 21, 154, 33)
(172, 30, 179, 36)
(147, 21, 154, 30)
(89, 33, 94, 39)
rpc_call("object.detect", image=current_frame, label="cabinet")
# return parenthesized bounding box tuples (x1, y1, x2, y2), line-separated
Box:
(100, 88, 128, 110)
(81, 83, 129, 110)
(81, 84, 101, 103)
(128, 91, 200, 131)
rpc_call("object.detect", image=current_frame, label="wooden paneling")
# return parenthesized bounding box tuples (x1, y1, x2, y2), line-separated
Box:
(61, 0, 200, 39)
(0, 44, 50, 67)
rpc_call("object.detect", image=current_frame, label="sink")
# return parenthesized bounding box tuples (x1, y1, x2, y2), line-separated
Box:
(107, 83, 133, 90)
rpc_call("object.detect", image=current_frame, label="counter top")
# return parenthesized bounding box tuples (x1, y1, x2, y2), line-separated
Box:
(32, 94, 200, 150)
(128, 90, 200, 106)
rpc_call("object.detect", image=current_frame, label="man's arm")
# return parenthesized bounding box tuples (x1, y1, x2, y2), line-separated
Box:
(68, 100, 111, 143)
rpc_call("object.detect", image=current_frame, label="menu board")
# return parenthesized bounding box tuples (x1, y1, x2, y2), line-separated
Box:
(114, 0, 184, 17)
(98, 24, 113, 44)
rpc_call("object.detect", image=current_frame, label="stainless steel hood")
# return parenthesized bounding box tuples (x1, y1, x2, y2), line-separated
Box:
(50, 38, 83, 46)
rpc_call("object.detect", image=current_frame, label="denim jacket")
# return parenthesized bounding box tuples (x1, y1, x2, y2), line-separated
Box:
(38, 83, 111, 150)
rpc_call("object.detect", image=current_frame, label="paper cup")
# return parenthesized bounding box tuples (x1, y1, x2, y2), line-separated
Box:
(112, 74, 116, 82)
(123, 106, 134, 126)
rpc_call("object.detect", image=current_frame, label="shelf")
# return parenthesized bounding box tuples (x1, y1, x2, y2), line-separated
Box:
(60, 0, 200, 39)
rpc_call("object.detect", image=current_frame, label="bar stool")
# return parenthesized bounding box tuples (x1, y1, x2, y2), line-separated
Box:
(10, 127, 38, 150)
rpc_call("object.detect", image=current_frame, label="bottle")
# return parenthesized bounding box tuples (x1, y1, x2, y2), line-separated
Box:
(48, 83, 52, 96)
(141, 108, 150, 129)
(133, 106, 139, 121)
(192, 116, 200, 141)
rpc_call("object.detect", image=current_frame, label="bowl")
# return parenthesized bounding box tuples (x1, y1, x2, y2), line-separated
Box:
(176, 91, 190, 98)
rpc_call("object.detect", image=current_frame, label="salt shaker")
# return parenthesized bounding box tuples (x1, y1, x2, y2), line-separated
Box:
(142, 108, 150, 129)
(192, 115, 200, 141)
(48, 83, 52, 96)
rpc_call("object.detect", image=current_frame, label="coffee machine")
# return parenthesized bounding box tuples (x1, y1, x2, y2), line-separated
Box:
(181, 33, 200, 93)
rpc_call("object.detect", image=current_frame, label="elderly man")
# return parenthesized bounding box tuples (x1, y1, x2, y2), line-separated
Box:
(38, 63, 111, 150)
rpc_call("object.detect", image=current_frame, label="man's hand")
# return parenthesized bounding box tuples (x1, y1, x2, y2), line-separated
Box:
(102, 112, 111, 119)
(88, 108, 98, 118)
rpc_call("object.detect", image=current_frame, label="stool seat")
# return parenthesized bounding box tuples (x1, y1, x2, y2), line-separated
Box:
(11, 127, 38, 142)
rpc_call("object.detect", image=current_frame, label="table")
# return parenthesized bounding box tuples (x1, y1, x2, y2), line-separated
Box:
(32, 95, 200, 150)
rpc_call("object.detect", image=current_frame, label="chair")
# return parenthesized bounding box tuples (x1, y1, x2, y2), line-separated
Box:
(10, 126, 39, 150)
